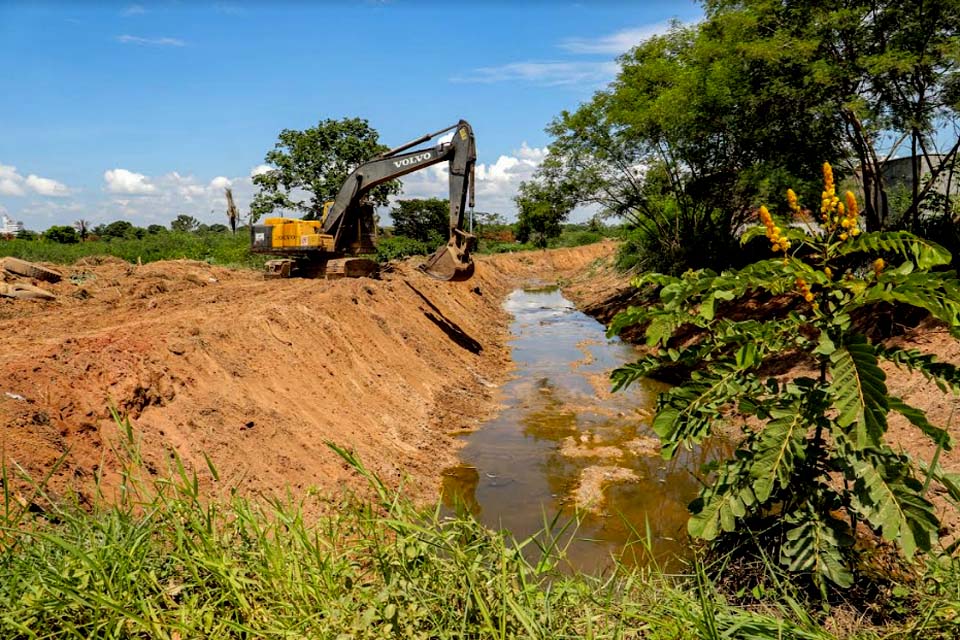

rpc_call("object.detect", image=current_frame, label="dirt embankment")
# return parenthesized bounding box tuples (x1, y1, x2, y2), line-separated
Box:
(0, 243, 615, 507)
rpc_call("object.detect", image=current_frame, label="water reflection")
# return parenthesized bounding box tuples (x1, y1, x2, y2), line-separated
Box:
(442, 286, 729, 573)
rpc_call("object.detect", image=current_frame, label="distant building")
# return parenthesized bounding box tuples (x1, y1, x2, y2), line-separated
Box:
(2, 215, 24, 234)
(876, 154, 959, 199)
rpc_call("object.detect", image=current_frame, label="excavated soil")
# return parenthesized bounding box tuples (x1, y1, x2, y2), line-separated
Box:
(0, 243, 615, 508)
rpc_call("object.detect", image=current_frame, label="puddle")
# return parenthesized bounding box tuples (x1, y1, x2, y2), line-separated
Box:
(442, 285, 728, 572)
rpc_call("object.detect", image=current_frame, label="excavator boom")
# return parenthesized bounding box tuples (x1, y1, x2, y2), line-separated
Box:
(250, 120, 478, 281)
(323, 120, 477, 281)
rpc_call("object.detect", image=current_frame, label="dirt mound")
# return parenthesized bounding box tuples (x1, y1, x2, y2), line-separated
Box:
(0, 245, 614, 508)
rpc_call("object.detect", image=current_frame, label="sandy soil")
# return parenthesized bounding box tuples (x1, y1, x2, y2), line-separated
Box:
(0, 243, 615, 509)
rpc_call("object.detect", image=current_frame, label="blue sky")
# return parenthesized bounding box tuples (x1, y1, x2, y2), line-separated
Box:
(0, 1, 702, 230)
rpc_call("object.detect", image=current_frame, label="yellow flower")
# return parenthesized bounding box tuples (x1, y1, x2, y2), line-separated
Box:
(840, 232, 848, 241)
(874, 258, 885, 274)
(824, 267, 833, 279)
(804, 292, 814, 302)
(844, 191, 859, 218)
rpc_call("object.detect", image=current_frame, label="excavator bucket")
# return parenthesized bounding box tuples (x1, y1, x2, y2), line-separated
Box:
(419, 231, 476, 282)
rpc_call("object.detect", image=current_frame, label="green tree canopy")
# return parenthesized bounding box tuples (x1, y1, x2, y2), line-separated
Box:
(170, 215, 200, 233)
(514, 181, 572, 248)
(95, 220, 144, 240)
(533, 0, 960, 272)
(390, 198, 449, 245)
(703, 0, 960, 231)
(251, 117, 400, 222)
(44, 225, 80, 244)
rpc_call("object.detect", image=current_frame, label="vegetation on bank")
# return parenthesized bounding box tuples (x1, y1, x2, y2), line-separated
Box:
(0, 230, 266, 269)
(611, 166, 960, 608)
(517, 0, 960, 275)
(0, 215, 614, 269)
(3, 425, 960, 639)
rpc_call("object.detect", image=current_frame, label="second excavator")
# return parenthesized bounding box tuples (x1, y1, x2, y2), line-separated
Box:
(250, 119, 477, 281)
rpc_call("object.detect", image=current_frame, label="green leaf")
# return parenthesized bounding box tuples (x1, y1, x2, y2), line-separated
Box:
(750, 403, 807, 502)
(688, 462, 756, 541)
(855, 271, 960, 331)
(829, 339, 888, 448)
(849, 448, 939, 558)
(781, 506, 854, 589)
(877, 346, 960, 394)
(888, 396, 952, 450)
(834, 231, 952, 270)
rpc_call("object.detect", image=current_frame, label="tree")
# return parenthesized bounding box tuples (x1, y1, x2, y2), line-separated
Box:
(146, 224, 167, 235)
(99, 220, 143, 240)
(250, 117, 400, 221)
(514, 181, 571, 248)
(611, 167, 960, 597)
(206, 223, 229, 234)
(701, 0, 960, 231)
(15, 229, 37, 241)
(73, 219, 89, 241)
(535, 1, 960, 275)
(170, 215, 200, 233)
(44, 225, 80, 244)
(390, 198, 449, 245)
(535, 22, 840, 272)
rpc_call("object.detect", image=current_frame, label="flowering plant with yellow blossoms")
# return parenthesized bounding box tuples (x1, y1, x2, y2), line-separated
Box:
(609, 161, 960, 597)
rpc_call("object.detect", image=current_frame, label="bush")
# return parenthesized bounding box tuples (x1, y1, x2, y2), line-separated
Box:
(0, 232, 265, 269)
(375, 235, 430, 262)
(44, 225, 80, 244)
(611, 164, 960, 598)
(615, 211, 754, 275)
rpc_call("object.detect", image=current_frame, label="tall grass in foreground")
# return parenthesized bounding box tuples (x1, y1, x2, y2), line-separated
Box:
(1, 426, 957, 638)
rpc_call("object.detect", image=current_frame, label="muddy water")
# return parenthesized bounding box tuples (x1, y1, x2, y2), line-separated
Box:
(442, 285, 726, 572)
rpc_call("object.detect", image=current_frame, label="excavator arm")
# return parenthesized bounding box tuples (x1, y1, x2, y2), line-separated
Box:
(323, 120, 477, 281)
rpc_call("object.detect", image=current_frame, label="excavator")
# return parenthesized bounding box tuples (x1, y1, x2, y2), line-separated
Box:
(250, 119, 477, 281)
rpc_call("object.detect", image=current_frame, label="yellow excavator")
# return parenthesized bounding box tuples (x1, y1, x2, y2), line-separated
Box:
(250, 119, 477, 281)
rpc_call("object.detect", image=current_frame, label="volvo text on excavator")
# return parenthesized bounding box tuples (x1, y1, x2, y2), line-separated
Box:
(250, 119, 477, 281)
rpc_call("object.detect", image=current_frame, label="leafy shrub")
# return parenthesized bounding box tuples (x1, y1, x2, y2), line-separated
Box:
(614, 209, 752, 275)
(610, 163, 960, 597)
(375, 235, 430, 262)
(555, 230, 603, 248)
(0, 232, 265, 268)
(43, 225, 80, 244)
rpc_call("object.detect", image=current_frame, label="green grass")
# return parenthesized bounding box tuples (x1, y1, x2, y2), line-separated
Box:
(3, 418, 959, 639)
(0, 232, 266, 269)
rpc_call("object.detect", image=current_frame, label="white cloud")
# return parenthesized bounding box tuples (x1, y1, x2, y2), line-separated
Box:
(122, 4, 146, 16)
(0, 164, 26, 196)
(0, 163, 70, 197)
(25, 174, 69, 197)
(209, 176, 232, 190)
(104, 168, 156, 194)
(396, 142, 548, 218)
(559, 22, 674, 55)
(250, 164, 272, 177)
(116, 34, 186, 47)
(453, 61, 618, 86)
(457, 21, 690, 87)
